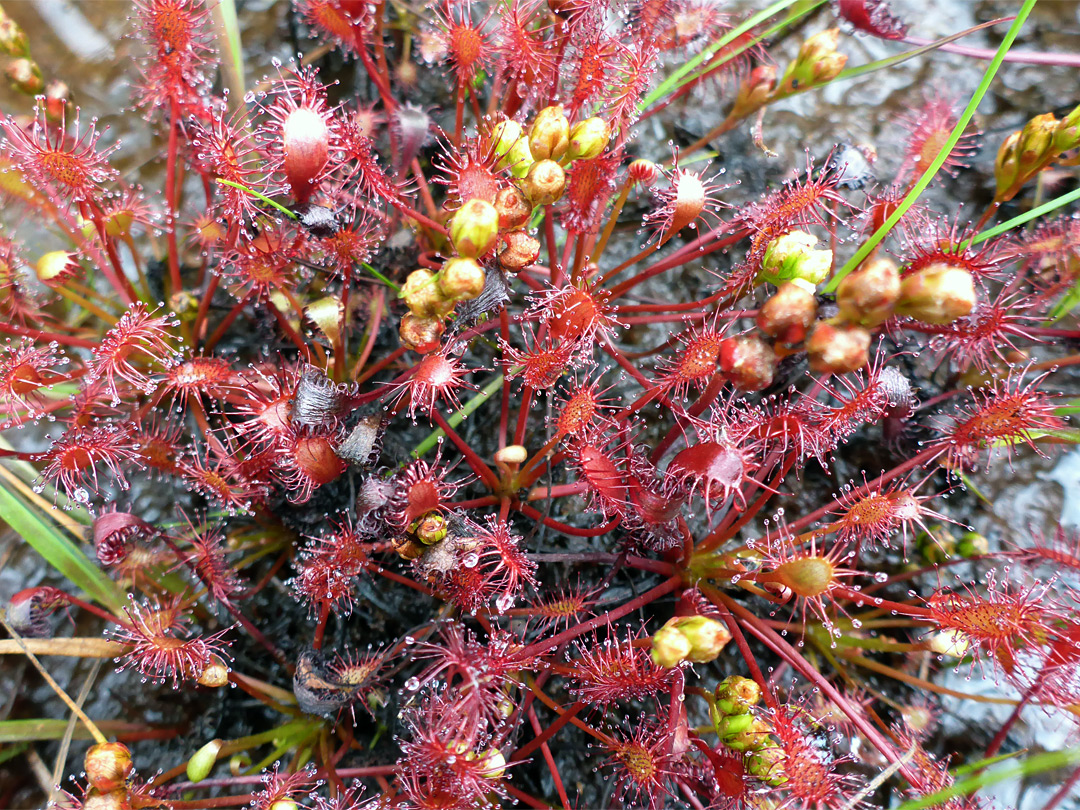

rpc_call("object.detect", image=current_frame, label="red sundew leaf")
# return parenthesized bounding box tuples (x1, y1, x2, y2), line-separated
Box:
(837, 0, 908, 40)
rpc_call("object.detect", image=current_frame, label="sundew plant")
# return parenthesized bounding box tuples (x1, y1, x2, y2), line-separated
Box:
(1, 0, 1080, 808)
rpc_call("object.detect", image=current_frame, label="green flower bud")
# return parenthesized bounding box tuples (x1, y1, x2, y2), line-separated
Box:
(478, 748, 507, 779)
(758, 231, 832, 288)
(1017, 113, 1059, 173)
(493, 119, 533, 177)
(528, 105, 570, 162)
(566, 117, 610, 161)
(730, 65, 777, 120)
(187, 739, 223, 783)
(450, 199, 499, 258)
(956, 530, 989, 558)
(714, 675, 762, 716)
(650, 623, 692, 668)
(0, 7, 30, 58)
(895, 262, 976, 325)
(413, 513, 449, 545)
(716, 713, 771, 751)
(1053, 103, 1080, 154)
(778, 28, 846, 94)
(747, 746, 787, 785)
(994, 130, 1022, 200)
(928, 628, 968, 658)
(671, 615, 731, 663)
(402, 268, 455, 319)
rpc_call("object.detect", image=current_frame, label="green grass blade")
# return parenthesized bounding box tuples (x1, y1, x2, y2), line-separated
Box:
(0, 484, 125, 613)
(825, 0, 1039, 293)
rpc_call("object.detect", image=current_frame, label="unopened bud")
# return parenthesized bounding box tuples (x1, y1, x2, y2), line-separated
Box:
(6, 58, 42, 95)
(399, 313, 444, 354)
(43, 80, 70, 121)
(756, 282, 817, 343)
(414, 513, 448, 545)
(928, 629, 968, 658)
(716, 714, 771, 751)
(758, 231, 831, 288)
(197, 654, 230, 688)
(650, 622, 693, 668)
(85, 742, 134, 793)
(719, 335, 776, 391)
(439, 256, 486, 301)
(628, 159, 661, 187)
(493, 186, 531, 230)
(187, 739, 223, 783)
(36, 250, 81, 285)
(994, 131, 1022, 200)
(450, 199, 499, 258)
(956, 530, 989, 558)
(529, 105, 570, 162)
(520, 159, 566, 206)
(282, 107, 331, 202)
(1017, 112, 1058, 172)
(566, 117, 610, 161)
(836, 256, 901, 327)
(895, 262, 976, 324)
(1053, 103, 1080, 154)
(497, 230, 541, 272)
(391, 534, 425, 560)
(478, 748, 507, 779)
(747, 746, 787, 785)
(402, 268, 455, 318)
(0, 8, 29, 58)
(672, 615, 731, 663)
(779, 28, 846, 93)
(805, 322, 871, 373)
(494, 444, 528, 466)
(731, 65, 777, 119)
(715, 675, 762, 716)
(491, 119, 524, 165)
(293, 435, 346, 486)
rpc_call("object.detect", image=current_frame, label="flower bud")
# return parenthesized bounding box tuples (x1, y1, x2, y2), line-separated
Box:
(187, 739, 223, 783)
(672, 615, 731, 663)
(928, 629, 968, 658)
(494, 444, 528, 466)
(758, 231, 831, 288)
(714, 675, 762, 716)
(566, 117, 610, 161)
(478, 748, 507, 779)
(956, 530, 989, 558)
(747, 746, 787, 785)
(402, 268, 455, 318)
(497, 230, 541, 272)
(835, 256, 900, 327)
(716, 713, 771, 751)
(0, 8, 29, 58)
(994, 130, 1022, 200)
(779, 28, 846, 94)
(5, 58, 42, 95)
(197, 654, 230, 688)
(44, 80, 70, 122)
(651, 624, 692, 668)
(282, 107, 331, 202)
(493, 186, 531, 230)
(895, 262, 976, 324)
(439, 257, 486, 301)
(1053, 103, 1080, 154)
(35, 250, 81, 285)
(293, 435, 346, 486)
(85, 742, 134, 793)
(520, 159, 566, 206)
(719, 335, 776, 391)
(756, 282, 817, 343)
(1017, 112, 1058, 172)
(450, 199, 499, 258)
(805, 322, 871, 373)
(392, 535, 426, 560)
(628, 158, 661, 187)
(399, 313, 445, 354)
(414, 513, 448, 545)
(528, 105, 570, 162)
(730, 65, 777, 120)
(491, 119, 524, 164)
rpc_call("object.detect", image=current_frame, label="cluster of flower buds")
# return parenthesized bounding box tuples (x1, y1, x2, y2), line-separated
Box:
(995, 103, 1080, 202)
(709, 677, 787, 786)
(400, 107, 611, 353)
(650, 614, 731, 667)
(82, 742, 134, 809)
(0, 5, 68, 118)
(776, 28, 848, 97)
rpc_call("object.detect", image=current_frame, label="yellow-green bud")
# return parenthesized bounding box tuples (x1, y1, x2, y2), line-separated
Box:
(714, 675, 762, 716)
(0, 7, 29, 58)
(747, 746, 787, 785)
(994, 130, 1022, 200)
(520, 159, 566, 206)
(6, 58, 43, 95)
(566, 117, 611, 161)
(493, 119, 533, 177)
(716, 713, 771, 751)
(450, 199, 499, 258)
(1017, 113, 1058, 173)
(439, 256, 486, 301)
(758, 231, 832, 288)
(928, 629, 969, 658)
(895, 262, 976, 325)
(478, 748, 507, 779)
(528, 105, 570, 162)
(187, 739, 223, 783)
(196, 654, 230, 687)
(650, 623, 692, 668)
(730, 65, 777, 120)
(414, 513, 448, 545)
(956, 530, 989, 558)
(35, 250, 81, 285)
(672, 615, 731, 663)
(402, 268, 455, 319)
(1053, 103, 1080, 154)
(779, 28, 846, 94)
